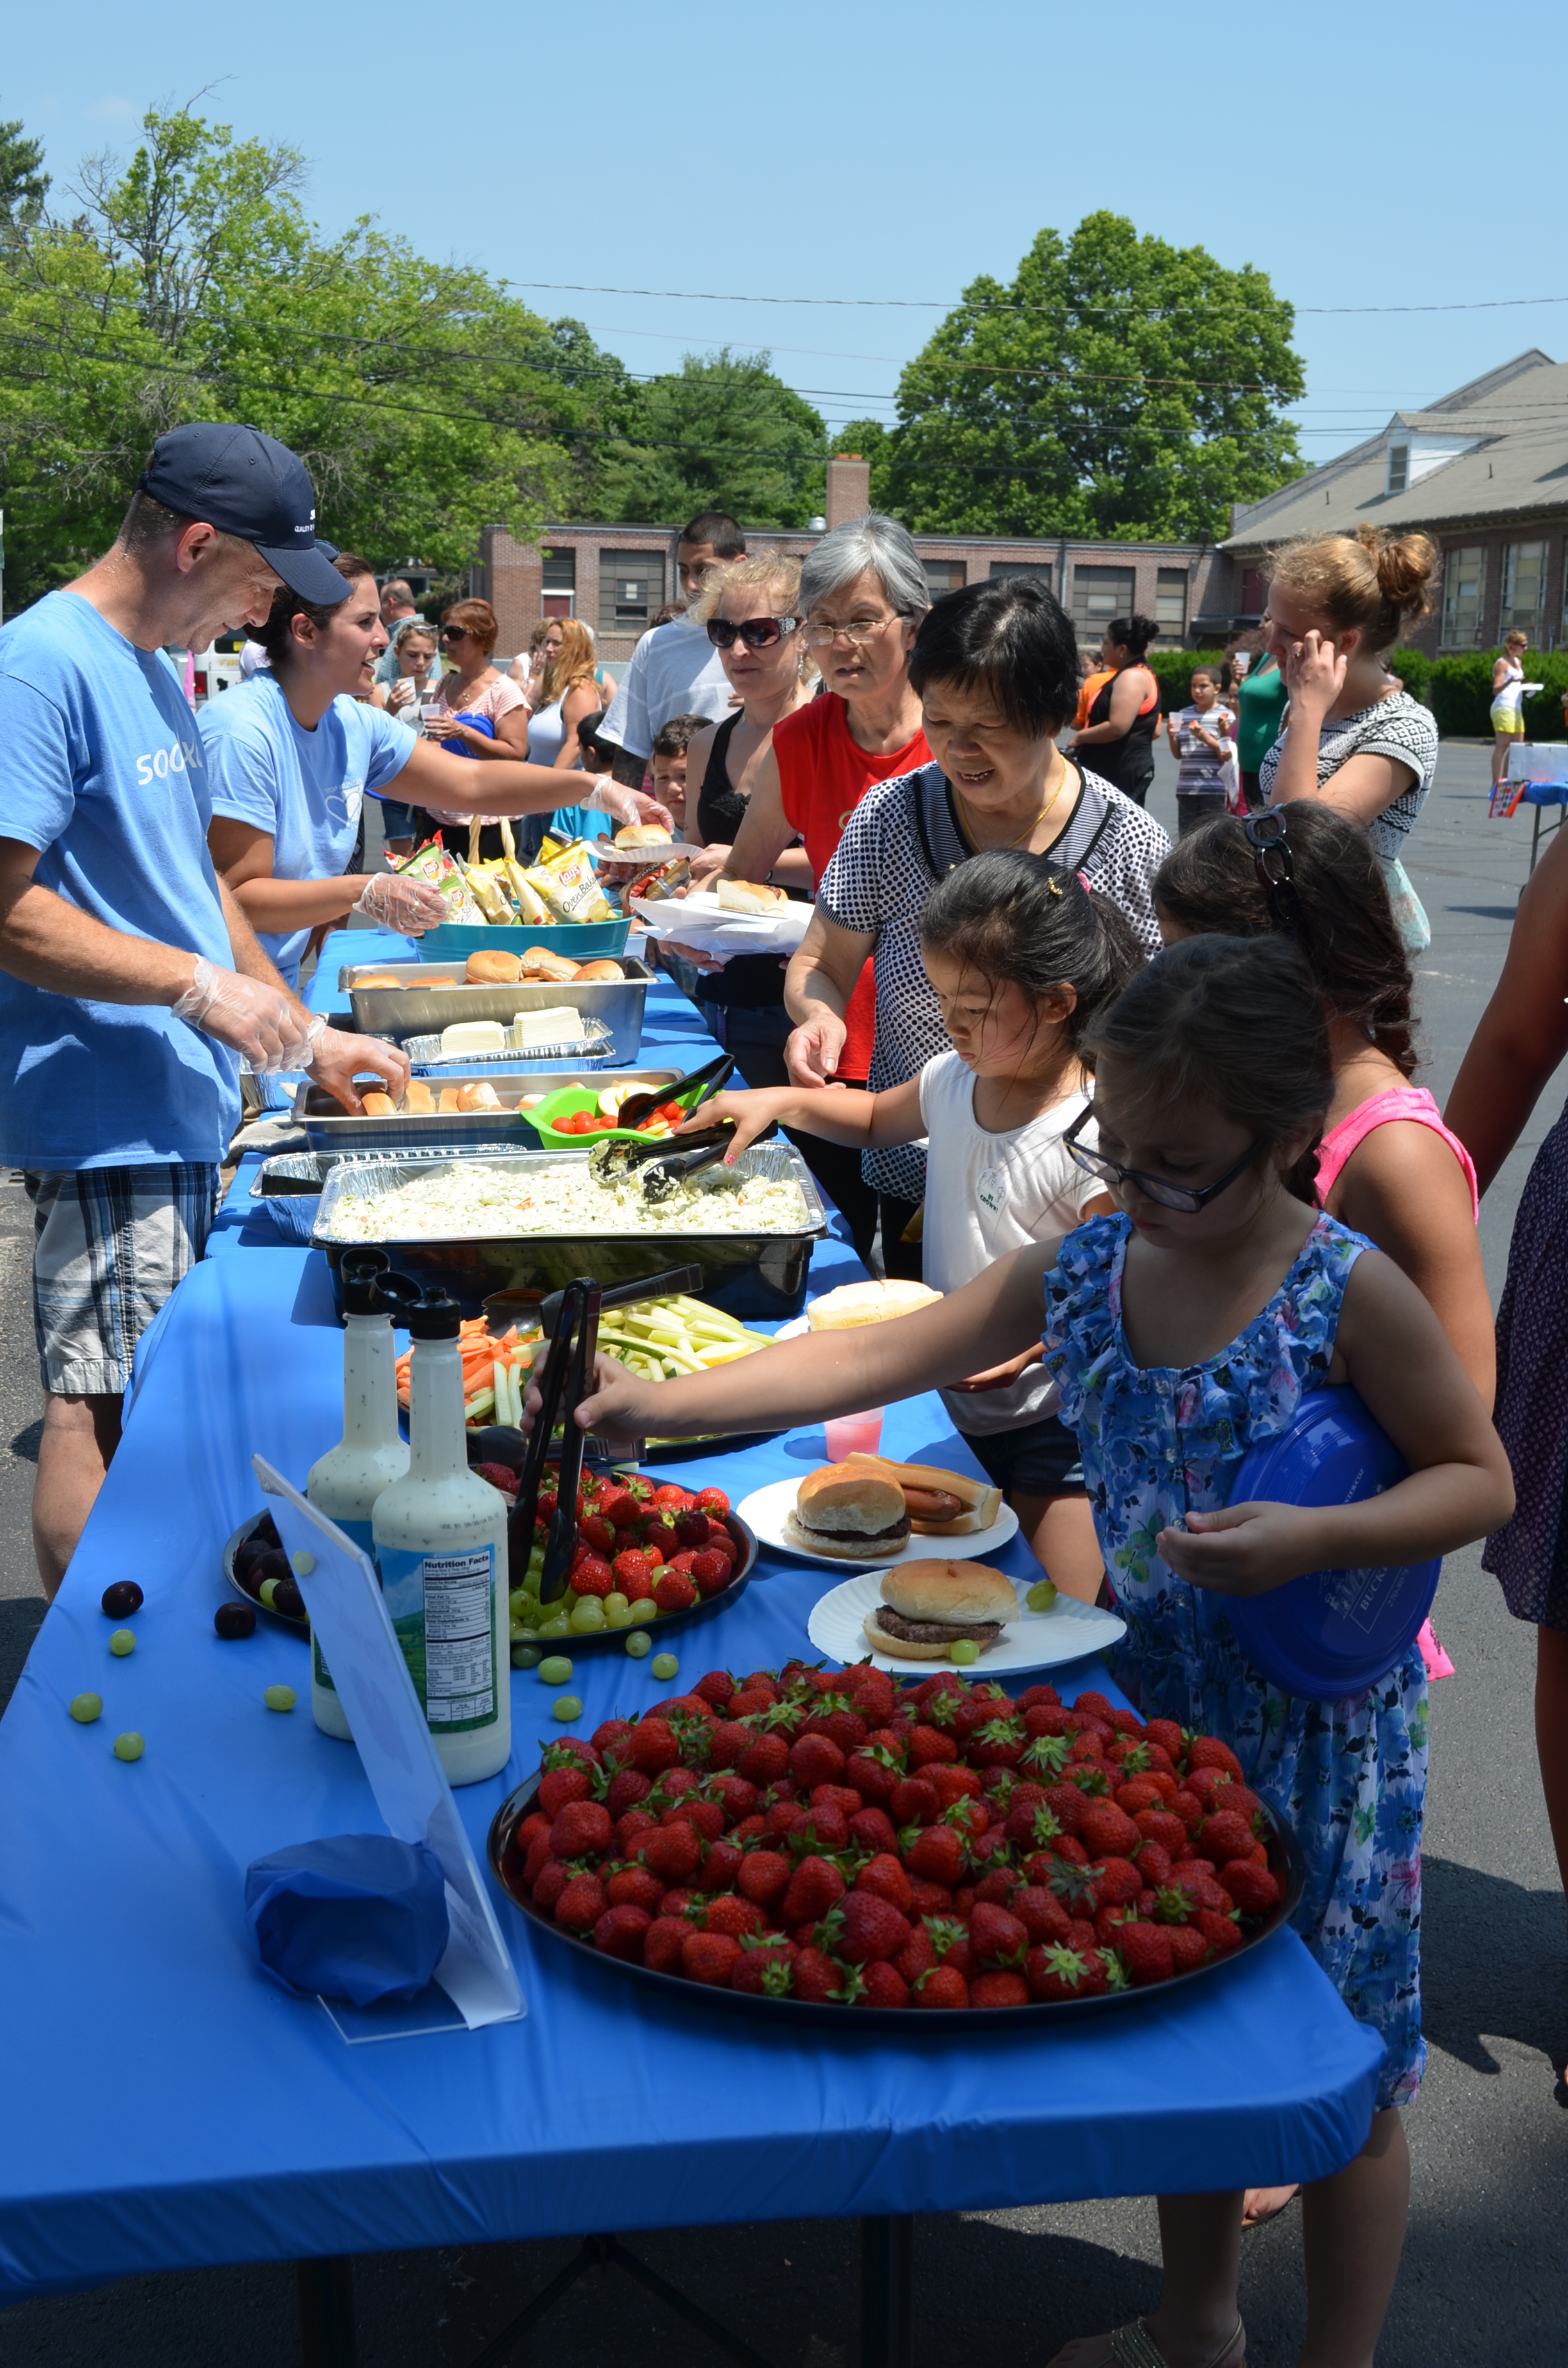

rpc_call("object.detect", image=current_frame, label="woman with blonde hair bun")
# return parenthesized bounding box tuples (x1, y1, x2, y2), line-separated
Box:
(1261, 525, 1442, 947)
(1489, 628, 1535, 790)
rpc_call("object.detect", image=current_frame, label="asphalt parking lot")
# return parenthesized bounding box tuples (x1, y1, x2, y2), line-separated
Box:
(1, 741, 1564, 2367)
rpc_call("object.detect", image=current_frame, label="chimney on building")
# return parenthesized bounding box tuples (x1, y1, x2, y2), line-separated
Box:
(825, 454, 870, 530)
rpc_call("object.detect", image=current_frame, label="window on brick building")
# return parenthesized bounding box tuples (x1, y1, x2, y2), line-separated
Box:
(1071, 566, 1136, 636)
(1156, 569, 1188, 641)
(1241, 568, 1264, 616)
(1441, 547, 1485, 649)
(988, 560, 1052, 589)
(599, 551, 664, 638)
(541, 548, 575, 619)
(1501, 541, 1548, 645)
(922, 560, 967, 598)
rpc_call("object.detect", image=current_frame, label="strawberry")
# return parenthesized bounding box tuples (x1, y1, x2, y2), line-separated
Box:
(972, 1870, 1018, 1907)
(658, 1765, 701, 1798)
(839, 1891, 911, 1966)
(525, 1845, 564, 1900)
(1024, 1703, 1072, 1738)
(889, 1777, 941, 1827)
(908, 1725, 959, 1767)
(1134, 1808, 1188, 1857)
(605, 1864, 666, 1914)
(1168, 1866, 1230, 1915)
(692, 1669, 734, 1708)
(1077, 1800, 1141, 1861)
(856, 1852, 914, 1915)
(1170, 1789, 1205, 1834)
(790, 1733, 845, 1788)
(845, 1749, 901, 1806)
(703, 1770, 755, 1821)
(694, 1486, 731, 1518)
(569, 1556, 614, 1599)
(690, 1550, 734, 1598)
(1092, 1855, 1142, 1907)
(518, 1833, 554, 1890)
(1018, 1732, 1072, 1782)
(849, 1807, 900, 1856)
(731, 1941, 797, 1997)
(1151, 1884, 1196, 1927)
(1041, 1783, 1088, 1837)
(1025, 1943, 1110, 2002)
(952, 1887, 977, 1921)
(704, 1893, 765, 1941)
(923, 1918, 974, 1978)
(707, 1721, 753, 1772)
(1072, 1689, 1117, 1723)
(593, 1903, 651, 1961)
(1132, 1841, 1173, 1889)
(1014, 1683, 1061, 1712)
(660, 1888, 699, 1921)
(604, 1766, 654, 1823)
(1201, 1810, 1256, 1864)
(860, 1961, 909, 2009)
(1013, 1886, 1072, 1947)
(654, 1570, 699, 1614)
(970, 1971, 1030, 2009)
(907, 1877, 955, 1916)
(1188, 1734, 1245, 1784)
(782, 1855, 846, 1930)
(698, 1841, 745, 1895)
(737, 1850, 791, 1908)
(844, 1668, 897, 1724)
(791, 1946, 842, 2003)
(764, 1802, 806, 1840)
(737, 1732, 791, 1787)
(664, 1798, 725, 1842)
(642, 1823, 703, 1884)
(912, 1965, 970, 2009)
(537, 1765, 592, 1820)
(1196, 1907, 1243, 1956)
(967, 1716, 1026, 1771)
(927, 1764, 983, 1807)
(682, 1929, 742, 1986)
(903, 1824, 967, 1888)
(1166, 1924, 1211, 1975)
(548, 1800, 612, 1859)
(553, 1874, 607, 1933)
(1113, 1777, 1163, 1818)
(969, 1901, 1028, 1968)
(625, 1718, 682, 1775)
(613, 1549, 656, 1599)
(614, 1809, 660, 1856)
(1066, 1761, 1114, 1799)
(895, 1926, 938, 1983)
(792, 1804, 850, 1857)
(1218, 1861, 1280, 1916)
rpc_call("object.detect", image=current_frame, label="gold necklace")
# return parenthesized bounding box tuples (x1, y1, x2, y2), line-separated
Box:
(954, 752, 1072, 852)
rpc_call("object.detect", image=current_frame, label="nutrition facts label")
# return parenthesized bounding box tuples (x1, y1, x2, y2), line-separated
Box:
(423, 1547, 496, 1725)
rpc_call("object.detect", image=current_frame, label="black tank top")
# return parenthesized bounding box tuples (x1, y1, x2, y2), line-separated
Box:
(692, 712, 790, 1010)
(1086, 667, 1158, 794)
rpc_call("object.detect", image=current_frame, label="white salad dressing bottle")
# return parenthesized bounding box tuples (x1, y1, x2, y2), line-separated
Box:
(306, 1252, 412, 1741)
(372, 1290, 510, 1786)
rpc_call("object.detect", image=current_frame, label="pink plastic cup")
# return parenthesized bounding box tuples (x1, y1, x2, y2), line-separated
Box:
(824, 1408, 885, 1462)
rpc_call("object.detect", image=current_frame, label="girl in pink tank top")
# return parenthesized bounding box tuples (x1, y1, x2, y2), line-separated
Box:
(1315, 1085, 1479, 1219)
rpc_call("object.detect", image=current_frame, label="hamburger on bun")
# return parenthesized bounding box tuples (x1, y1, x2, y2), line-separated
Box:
(806, 1279, 942, 1331)
(784, 1464, 910, 1561)
(465, 950, 522, 985)
(862, 1561, 1018, 1660)
(716, 878, 788, 914)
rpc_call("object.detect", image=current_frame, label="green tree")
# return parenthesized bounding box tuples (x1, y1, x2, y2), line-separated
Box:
(0, 112, 48, 227)
(877, 213, 1304, 541)
(0, 104, 628, 609)
(592, 349, 827, 530)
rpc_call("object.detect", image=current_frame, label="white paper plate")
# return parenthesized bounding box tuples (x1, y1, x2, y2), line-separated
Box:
(774, 1313, 810, 1341)
(808, 1568, 1125, 1677)
(737, 1472, 1020, 1568)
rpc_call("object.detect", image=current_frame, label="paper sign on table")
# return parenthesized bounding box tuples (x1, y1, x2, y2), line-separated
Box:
(252, 1456, 523, 2032)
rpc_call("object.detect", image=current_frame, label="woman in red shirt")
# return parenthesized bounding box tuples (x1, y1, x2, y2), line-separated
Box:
(689, 513, 931, 1263)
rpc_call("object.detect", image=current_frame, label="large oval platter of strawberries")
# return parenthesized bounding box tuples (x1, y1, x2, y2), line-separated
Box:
(488, 1659, 1305, 2024)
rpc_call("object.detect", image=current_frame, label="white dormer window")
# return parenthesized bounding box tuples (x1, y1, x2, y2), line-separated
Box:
(1387, 443, 1409, 496)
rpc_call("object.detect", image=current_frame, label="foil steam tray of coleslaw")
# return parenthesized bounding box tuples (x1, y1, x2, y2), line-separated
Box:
(311, 1143, 826, 1247)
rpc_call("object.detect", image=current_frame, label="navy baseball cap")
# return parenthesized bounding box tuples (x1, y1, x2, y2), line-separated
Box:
(136, 423, 350, 605)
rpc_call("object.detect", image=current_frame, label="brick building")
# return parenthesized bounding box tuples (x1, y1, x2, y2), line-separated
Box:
(473, 455, 1232, 666)
(1220, 349, 1568, 657)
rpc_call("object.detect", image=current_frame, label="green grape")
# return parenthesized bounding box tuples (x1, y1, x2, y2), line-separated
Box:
(259, 1577, 280, 1607)
(263, 1684, 297, 1713)
(69, 1692, 102, 1724)
(537, 1654, 575, 1686)
(510, 1643, 542, 1670)
(603, 1592, 633, 1629)
(624, 1631, 652, 1659)
(569, 1596, 607, 1634)
(509, 1590, 532, 1620)
(108, 1629, 136, 1657)
(112, 1732, 145, 1761)
(1026, 1579, 1058, 1611)
(291, 1552, 316, 1577)
(551, 1694, 583, 1723)
(628, 1597, 659, 1625)
(539, 1611, 571, 1639)
(650, 1652, 679, 1680)
(949, 1638, 980, 1666)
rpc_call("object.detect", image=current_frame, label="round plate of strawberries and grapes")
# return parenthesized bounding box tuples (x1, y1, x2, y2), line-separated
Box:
(500, 1462, 759, 1654)
(487, 1661, 1306, 2024)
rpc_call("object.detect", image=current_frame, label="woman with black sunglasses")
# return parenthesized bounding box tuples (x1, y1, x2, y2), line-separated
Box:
(414, 599, 531, 860)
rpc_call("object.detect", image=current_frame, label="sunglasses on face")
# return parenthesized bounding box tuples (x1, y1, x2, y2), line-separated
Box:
(705, 615, 800, 652)
(441, 626, 468, 643)
(1244, 810, 1303, 930)
(1063, 1105, 1266, 1215)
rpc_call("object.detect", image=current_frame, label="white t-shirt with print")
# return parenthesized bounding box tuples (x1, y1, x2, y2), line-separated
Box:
(917, 1049, 1104, 1435)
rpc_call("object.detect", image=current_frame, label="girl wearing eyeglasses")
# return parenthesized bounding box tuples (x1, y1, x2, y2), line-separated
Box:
(566, 931, 1512, 2368)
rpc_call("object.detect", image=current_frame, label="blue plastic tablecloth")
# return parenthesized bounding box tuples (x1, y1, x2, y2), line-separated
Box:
(0, 1240, 1383, 2301)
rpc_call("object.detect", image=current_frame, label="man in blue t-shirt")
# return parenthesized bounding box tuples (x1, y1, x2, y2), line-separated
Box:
(0, 423, 409, 1594)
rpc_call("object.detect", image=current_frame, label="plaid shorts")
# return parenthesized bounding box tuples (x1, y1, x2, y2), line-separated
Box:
(24, 1163, 220, 1397)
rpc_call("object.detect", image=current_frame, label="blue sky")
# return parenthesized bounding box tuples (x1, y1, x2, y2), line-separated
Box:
(6, 0, 1562, 470)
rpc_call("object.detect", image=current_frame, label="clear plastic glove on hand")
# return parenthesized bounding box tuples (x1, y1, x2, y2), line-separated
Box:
(306, 1023, 412, 1115)
(351, 874, 450, 933)
(584, 782, 676, 836)
(172, 957, 317, 1071)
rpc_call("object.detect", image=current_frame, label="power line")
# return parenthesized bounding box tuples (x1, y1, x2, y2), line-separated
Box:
(501, 276, 1568, 320)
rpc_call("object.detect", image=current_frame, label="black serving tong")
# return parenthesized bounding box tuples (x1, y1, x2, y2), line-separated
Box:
(536, 1263, 702, 1338)
(505, 1280, 583, 1591)
(537, 1279, 602, 1604)
(636, 1128, 744, 1203)
(611, 1049, 734, 1135)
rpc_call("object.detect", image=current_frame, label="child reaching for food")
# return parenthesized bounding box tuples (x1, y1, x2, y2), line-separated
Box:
(558, 933, 1512, 2368)
(682, 851, 1141, 1600)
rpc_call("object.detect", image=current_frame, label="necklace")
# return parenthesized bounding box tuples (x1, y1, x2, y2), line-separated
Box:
(954, 752, 1072, 852)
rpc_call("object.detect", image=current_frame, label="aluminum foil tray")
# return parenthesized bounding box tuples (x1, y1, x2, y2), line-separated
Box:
(290, 1069, 684, 1156)
(346, 960, 652, 1068)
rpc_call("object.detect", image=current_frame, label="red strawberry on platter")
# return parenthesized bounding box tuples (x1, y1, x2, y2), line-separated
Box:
(970, 1971, 1030, 2008)
(593, 1904, 652, 1961)
(791, 1946, 842, 2004)
(1025, 1943, 1110, 2002)
(737, 1850, 792, 1909)
(1218, 1860, 1280, 1916)
(537, 1766, 592, 1820)
(682, 1929, 742, 1986)
(554, 1874, 608, 1934)
(902, 1823, 967, 1889)
(838, 1891, 911, 1966)
(605, 1866, 666, 1916)
(731, 1939, 797, 1997)
(704, 1894, 765, 1941)
(781, 1855, 846, 1931)
(912, 1964, 970, 2009)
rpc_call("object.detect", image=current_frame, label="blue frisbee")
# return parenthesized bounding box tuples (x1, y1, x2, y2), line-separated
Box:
(1223, 1388, 1439, 1697)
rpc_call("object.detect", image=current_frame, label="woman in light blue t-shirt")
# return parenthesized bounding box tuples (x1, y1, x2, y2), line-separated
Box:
(204, 556, 652, 985)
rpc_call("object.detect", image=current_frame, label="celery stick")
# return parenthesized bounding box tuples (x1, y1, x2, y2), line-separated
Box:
(465, 1388, 495, 1418)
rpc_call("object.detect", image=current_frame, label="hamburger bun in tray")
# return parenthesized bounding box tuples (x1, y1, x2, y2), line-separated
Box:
(808, 1558, 1124, 1677)
(630, 888, 815, 957)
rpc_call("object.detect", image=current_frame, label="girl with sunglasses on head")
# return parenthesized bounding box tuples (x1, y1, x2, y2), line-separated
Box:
(416, 600, 532, 862)
(554, 932, 1512, 2368)
(682, 855, 1141, 1600)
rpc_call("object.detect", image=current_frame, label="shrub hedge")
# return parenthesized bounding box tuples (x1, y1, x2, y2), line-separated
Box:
(1098, 643, 1568, 737)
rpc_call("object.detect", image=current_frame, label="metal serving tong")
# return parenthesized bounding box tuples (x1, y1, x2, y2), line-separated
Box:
(505, 1276, 603, 1602)
(610, 1049, 734, 1135)
(535, 1263, 701, 1338)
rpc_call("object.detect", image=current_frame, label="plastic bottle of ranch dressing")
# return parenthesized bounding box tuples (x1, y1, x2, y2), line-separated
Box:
(372, 1290, 510, 1786)
(306, 1252, 414, 1741)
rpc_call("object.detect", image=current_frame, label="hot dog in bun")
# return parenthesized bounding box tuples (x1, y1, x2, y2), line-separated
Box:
(838, 1454, 1002, 1537)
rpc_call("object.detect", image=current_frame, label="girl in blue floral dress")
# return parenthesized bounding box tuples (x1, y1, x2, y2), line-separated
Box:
(576, 932, 1512, 2368)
